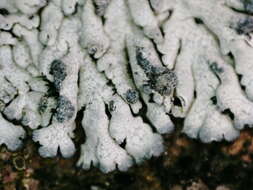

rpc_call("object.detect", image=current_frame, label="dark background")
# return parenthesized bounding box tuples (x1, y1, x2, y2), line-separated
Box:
(1, 120, 253, 190)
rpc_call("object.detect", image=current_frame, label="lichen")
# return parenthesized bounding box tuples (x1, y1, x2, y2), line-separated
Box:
(1, 0, 253, 173)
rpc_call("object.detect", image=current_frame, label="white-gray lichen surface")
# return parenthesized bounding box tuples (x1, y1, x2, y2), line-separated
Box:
(0, 0, 253, 172)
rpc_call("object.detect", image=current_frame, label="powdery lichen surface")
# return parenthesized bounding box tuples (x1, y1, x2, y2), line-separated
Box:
(0, 0, 253, 172)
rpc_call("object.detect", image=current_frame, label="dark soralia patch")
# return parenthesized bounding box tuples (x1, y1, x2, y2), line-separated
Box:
(242, 0, 253, 13)
(50, 59, 67, 92)
(150, 69, 177, 95)
(136, 47, 153, 76)
(136, 47, 177, 96)
(125, 89, 139, 104)
(38, 96, 48, 114)
(235, 17, 253, 35)
(55, 95, 75, 123)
